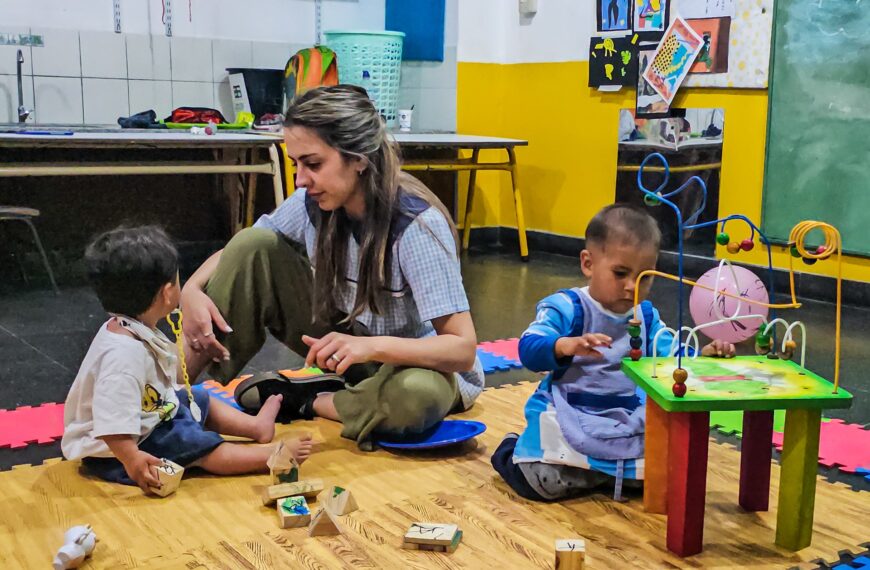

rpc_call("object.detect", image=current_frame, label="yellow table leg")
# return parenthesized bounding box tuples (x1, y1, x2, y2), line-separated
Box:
(461, 148, 480, 251)
(644, 398, 669, 514)
(775, 408, 821, 550)
(507, 146, 529, 261)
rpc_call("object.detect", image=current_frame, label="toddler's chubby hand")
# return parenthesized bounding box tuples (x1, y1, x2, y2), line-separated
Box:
(555, 333, 613, 359)
(701, 338, 736, 358)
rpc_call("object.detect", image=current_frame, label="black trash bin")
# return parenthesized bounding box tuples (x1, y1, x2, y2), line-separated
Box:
(226, 68, 284, 121)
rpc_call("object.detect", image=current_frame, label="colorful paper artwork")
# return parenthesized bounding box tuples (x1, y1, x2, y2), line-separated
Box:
(636, 48, 670, 117)
(688, 17, 731, 73)
(642, 17, 703, 104)
(589, 34, 639, 88)
(634, 0, 669, 32)
(598, 0, 632, 32)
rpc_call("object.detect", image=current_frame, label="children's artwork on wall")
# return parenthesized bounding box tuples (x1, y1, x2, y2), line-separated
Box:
(680, 0, 736, 19)
(589, 35, 639, 88)
(642, 17, 703, 104)
(637, 48, 670, 118)
(634, 0, 669, 32)
(688, 17, 731, 73)
(598, 0, 632, 32)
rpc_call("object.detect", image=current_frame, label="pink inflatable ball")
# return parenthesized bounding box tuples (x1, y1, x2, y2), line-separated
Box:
(689, 265, 770, 343)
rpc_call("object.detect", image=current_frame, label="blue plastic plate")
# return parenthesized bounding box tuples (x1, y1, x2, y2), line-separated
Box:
(375, 420, 487, 450)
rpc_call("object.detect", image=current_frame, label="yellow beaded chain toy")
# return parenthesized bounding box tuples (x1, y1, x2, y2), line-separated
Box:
(166, 309, 199, 419)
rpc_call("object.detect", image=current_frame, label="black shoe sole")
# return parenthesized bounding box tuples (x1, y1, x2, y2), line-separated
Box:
(234, 370, 345, 421)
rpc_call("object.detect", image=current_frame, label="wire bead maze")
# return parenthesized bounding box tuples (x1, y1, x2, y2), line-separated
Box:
(627, 153, 844, 396)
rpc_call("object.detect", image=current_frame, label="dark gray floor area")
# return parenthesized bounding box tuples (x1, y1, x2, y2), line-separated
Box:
(0, 250, 867, 487)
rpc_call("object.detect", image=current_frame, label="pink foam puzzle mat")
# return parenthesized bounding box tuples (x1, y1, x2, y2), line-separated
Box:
(772, 419, 870, 474)
(0, 403, 65, 449)
(477, 338, 522, 372)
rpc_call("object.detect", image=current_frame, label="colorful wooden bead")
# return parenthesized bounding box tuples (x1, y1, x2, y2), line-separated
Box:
(672, 382, 687, 397)
(628, 324, 641, 337)
(789, 245, 801, 258)
(815, 245, 828, 255)
(628, 319, 641, 327)
(629, 336, 643, 349)
(643, 193, 661, 206)
(672, 368, 688, 384)
(629, 348, 642, 361)
(754, 342, 771, 356)
(740, 239, 755, 252)
(755, 331, 771, 347)
(802, 257, 817, 266)
(782, 339, 797, 359)
(716, 232, 730, 246)
(726, 242, 740, 254)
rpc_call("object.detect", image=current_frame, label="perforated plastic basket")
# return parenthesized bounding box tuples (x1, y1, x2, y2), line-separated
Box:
(324, 30, 404, 126)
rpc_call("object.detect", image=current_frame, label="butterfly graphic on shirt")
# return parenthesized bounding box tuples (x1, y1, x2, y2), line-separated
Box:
(142, 384, 177, 422)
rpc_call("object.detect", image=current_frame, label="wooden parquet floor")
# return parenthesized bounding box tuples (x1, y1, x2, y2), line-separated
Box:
(1, 381, 867, 569)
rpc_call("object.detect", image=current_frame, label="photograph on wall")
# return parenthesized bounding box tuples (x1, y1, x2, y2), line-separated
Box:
(688, 17, 731, 73)
(642, 17, 703, 104)
(634, 0, 669, 32)
(588, 35, 639, 87)
(598, 0, 632, 32)
(636, 48, 671, 117)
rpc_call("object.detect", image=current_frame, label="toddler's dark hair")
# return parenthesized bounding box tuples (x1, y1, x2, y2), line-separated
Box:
(585, 204, 662, 251)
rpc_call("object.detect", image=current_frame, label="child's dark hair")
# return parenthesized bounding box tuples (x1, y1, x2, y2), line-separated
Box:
(585, 204, 662, 251)
(85, 226, 178, 317)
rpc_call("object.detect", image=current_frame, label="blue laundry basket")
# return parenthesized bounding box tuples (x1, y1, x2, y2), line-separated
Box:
(324, 30, 404, 126)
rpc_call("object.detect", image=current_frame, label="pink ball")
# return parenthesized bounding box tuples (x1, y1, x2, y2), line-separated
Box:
(689, 265, 769, 343)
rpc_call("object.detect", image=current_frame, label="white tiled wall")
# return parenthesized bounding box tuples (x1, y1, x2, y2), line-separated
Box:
(399, 46, 458, 132)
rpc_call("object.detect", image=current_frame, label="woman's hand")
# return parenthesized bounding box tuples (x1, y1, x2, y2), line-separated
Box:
(555, 333, 613, 359)
(302, 333, 379, 375)
(701, 338, 736, 358)
(180, 286, 232, 363)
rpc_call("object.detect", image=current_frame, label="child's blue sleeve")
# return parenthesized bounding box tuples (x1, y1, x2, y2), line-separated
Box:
(647, 306, 695, 357)
(518, 292, 577, 372)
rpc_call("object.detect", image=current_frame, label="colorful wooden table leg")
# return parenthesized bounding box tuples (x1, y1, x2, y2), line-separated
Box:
(775, 408, 822, 550)
(739, 410, 774, 511)
(667, 411, 710, 557)
(644, 398, 669, 514)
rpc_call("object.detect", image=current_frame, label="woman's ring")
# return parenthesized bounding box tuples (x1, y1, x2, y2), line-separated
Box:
(329, 354, 342, 363)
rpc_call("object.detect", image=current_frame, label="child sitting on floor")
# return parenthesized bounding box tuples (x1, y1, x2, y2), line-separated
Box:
(491, 204, 734, 501)
(62, 226, 312, 494)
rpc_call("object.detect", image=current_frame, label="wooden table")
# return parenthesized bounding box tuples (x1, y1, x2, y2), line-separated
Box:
(0, 129, 283, 233)
(622, 355, 852, 557)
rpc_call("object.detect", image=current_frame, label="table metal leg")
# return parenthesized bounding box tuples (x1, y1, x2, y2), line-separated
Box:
(775, 408, 821, 550)
(739, 410, 773, 512)
(461, 148, 480, 251)
(667, 411, 710, 557)
(506, 147, 528, 261)
(644, 398, 669, 514)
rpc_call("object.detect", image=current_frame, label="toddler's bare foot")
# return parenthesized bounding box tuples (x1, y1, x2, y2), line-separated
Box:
(282, 433, 314, 465)
(251, 394, 282, 443)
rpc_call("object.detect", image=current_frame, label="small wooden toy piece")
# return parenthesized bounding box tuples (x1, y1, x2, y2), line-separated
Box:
(404, 522, 459, 546)
(150, 458, 183, 497)
(672, 368, 688, 384)
(308, 507, 342, 536)
(716, 232, 729, 246)
(629, 348, 642, 361)
(267, 440, 299, 485)
(262, 478, 324, 505)
(643, 192, 661, 206)
(740, 239, 755, 252)
(555, 538, 585, 569)
(317, 485, 358, 516)
(53, 525, 96, 570)
(755, 330, 772, 355)
(402, 530, 463, 553)
(672, 382, 687, 397)
(782, 339, 797, 360)
(277, 495, 311, 528)
(726, 241, 741, 254)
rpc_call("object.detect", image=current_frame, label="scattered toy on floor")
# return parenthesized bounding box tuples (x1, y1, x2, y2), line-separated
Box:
(555, 538, 586, 569)
(262, 479, 324, 506)
(317, 485, 358, 516)
(149, 459, 183, 497)
(277, 496, 311, 528)
(308, 507, 342, 536)
(52, 525, 96, 570)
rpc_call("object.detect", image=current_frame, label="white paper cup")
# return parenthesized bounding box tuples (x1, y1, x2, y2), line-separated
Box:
(398, 109, 413, 131)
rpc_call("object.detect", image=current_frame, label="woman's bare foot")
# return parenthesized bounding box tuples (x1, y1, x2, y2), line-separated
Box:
(281, 433, 314, 464)
(251, 394, 283, 443)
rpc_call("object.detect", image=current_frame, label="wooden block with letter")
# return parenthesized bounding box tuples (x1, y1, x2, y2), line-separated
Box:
(317, 485, 358, 515)
(555, 538, 586, 569)
(262, 478, 324, 505)
(149, 458, 184, 497)
(277, 496, 311, 528)
(402, 530, 463, 553)
(308, 507, 342, 536)
(403, 522, 461, 552)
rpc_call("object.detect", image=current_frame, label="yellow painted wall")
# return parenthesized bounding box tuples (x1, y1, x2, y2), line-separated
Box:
(456, 60, 870, 282)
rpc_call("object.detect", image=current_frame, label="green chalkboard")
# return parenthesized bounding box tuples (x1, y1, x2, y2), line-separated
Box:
(762, 1, 870, 255)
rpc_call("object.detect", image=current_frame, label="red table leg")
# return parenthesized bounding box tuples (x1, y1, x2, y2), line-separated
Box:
(739, 410, 774, 511)
(667, 411, 710, 557)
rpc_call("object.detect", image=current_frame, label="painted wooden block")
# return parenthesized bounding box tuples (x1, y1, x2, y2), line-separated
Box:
(150, 458, 183, 497)
(308, 507, 341, 536)
(402, 530, 462, 553)
(404, 522, 459, 546)
(555, 538, 586, 569)
(277, 495, 311, 528)
(262, 478, 324, 506)
(267, 440, 299, 485)
(317, 485, 358, 515)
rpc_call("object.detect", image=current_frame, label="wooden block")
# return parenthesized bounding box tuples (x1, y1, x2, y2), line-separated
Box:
(149, 459, 183, 497)
(317, 485, 358, 515)
(739, 410, 774, 512)
(277, 496, 311, 528)
(644, 398, 669, 514)
(555, 538, 585, 569)
(775, 408, 821, 551)
(308, 507, 341, 536)
(401, 530, 462, 553)
(404, 522, 459, 546)
(262, 479, 324, 506)
(666, 411, 710, 557)
(267, 441, 299, 485)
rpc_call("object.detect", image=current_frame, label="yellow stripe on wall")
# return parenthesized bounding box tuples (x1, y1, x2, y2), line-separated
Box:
(456, 60, 870, 282)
